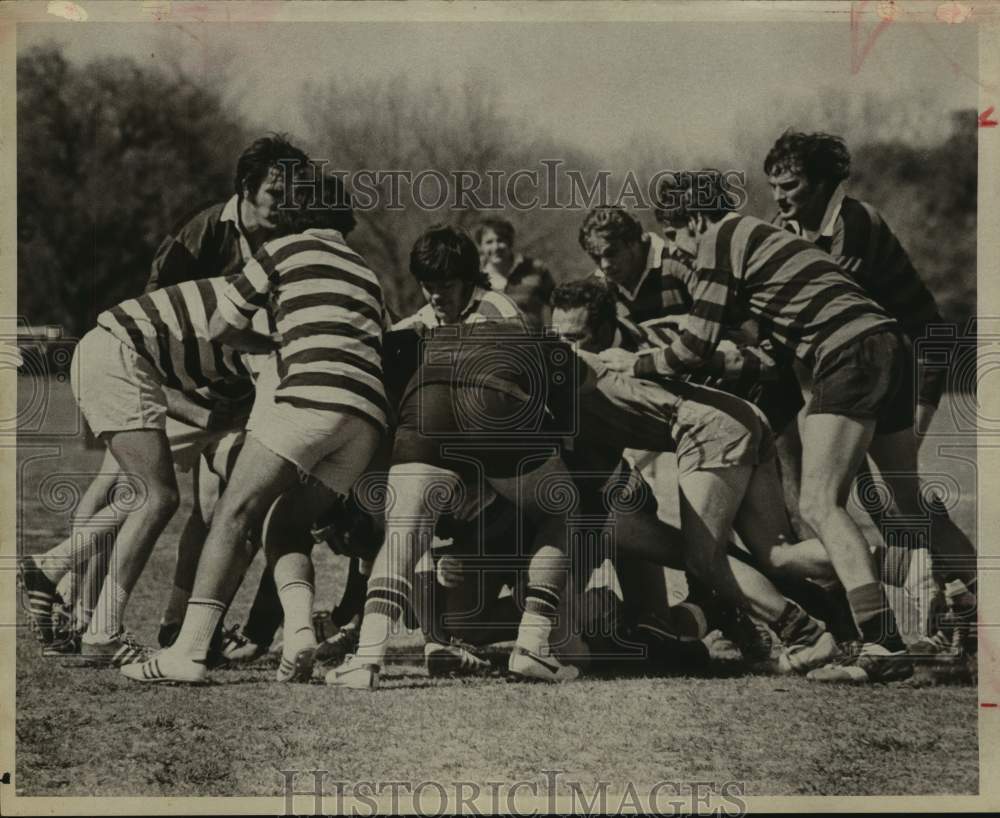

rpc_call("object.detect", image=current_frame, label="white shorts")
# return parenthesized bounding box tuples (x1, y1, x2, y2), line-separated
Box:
(71, 327, 167, 436)
(246, 356, 380, 495)
(166, 417, 243, 474)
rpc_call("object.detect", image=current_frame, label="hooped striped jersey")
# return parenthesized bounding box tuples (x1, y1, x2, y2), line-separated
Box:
(636, 213, 897, 380)
(97, 277, 255, 411)
(777, 194, 949, 406)
(219, 228, 389, 433)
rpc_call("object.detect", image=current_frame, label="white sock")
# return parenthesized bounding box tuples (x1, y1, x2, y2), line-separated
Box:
(172, 598, 226, 661)
(517, 612, 554, 655)
(277, 580, 316, 654)
(86, 579, 128, 643)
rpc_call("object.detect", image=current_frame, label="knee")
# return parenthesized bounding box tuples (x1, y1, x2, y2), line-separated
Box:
(144, 483, 180, 521)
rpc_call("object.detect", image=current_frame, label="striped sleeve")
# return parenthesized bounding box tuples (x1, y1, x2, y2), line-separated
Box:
(634, 266, 733, 379)
(220, 254, 274, 329)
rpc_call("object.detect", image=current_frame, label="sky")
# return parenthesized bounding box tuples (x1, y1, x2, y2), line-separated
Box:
(18, 16, 981, 162)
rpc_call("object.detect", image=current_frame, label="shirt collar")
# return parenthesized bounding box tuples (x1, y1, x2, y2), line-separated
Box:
(220, 194, 253, 261)
(781, 182, 846, 241)
(602, 232, 666, 301)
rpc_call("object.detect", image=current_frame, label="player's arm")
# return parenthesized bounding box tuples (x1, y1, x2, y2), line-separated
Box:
(210, 255, 281, 353)
(858, 212, 950, 412)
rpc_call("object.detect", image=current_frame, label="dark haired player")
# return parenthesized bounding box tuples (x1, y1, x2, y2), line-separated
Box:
(763, 131, 977, 667)
(122, 172, 389, 685)
(605, 171, 977, 683)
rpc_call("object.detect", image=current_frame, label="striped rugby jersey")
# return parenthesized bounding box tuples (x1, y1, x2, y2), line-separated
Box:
(219, 228, 389, 433)
(392, 286, 526, 330)
(593, 232, 697, 323)
(635, 213, 896, 380)
(97, 278, 255, 411)
(776, 191, 949, 406)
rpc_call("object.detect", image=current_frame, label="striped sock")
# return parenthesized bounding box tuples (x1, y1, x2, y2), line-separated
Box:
(847, 582, 904, 651)
(87, 579, 128, 643)
(518, 583, 562, 654)
(277, 579, 316, 653)
(357, 575, 410, 665)
(172, 598, 227, 661)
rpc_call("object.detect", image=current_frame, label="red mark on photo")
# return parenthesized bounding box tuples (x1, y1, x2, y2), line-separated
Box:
(851, 1, 894, 74)
(981, 702, 998, 708)
(980, 107, 998, 128)
(936, 1, 973, 24)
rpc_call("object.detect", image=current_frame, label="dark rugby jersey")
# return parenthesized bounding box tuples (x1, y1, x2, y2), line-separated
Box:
(97, 277, 255, 410)
(145, 196, 251, 293)
(593, 233, 696, 324)
(777, 193, 949, 406)
(636, 214, 896, 380)
(220, 229, 389, 432)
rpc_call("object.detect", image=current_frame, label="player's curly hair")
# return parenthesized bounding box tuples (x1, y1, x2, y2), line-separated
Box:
(763, 130, 851, 185)
(409, 224, 491, 287)
(234, 133, 309, 197)
(550, 276, 618, 335)
(475, 217, 516, 246)
(275, 167, 356, 235)
(578, 207, 644, 255)
(653, 169, 739, 226)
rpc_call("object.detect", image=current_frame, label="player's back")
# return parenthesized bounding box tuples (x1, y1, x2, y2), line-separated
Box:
(705, 214, 895, 368)
(97, 277, 253, 397)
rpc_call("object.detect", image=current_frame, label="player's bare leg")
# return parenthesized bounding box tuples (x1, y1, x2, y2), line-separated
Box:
(868, 426, 977, 667)
(122, 437, 308, 683)
(329, 465, 450, 689)
(73, 429, 179, 666)
(799, 414, 911, 683)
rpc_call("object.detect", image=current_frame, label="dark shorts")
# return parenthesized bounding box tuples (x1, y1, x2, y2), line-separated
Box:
(806, 330, 914, 434)
(391, 383, 563, 481)
(748, 367, 805, 437)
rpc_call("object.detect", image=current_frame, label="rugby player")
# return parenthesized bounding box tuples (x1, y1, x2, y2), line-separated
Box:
(25, 274, 267, 666)
(327, 231, 582, 690)
(476, 217, 556, 330)
(18, 135, 310, 657)
(606, 170, 975, 683)
(764, 131, 977, 656)
(122, 172, 389, 685)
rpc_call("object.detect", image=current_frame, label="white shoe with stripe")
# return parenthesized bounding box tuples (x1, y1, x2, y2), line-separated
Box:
(325, 654, 380, 690)
(508, 645, 580, 682)
(120, 649, 208, 684)
(277, 645, 317, 683)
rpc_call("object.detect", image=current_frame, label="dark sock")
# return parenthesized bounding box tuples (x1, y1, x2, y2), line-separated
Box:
(773, 601, 822, 646)
(847, 582, 904, 651)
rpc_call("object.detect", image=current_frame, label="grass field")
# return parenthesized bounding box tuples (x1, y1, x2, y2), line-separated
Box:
(14, 379, 980, 798)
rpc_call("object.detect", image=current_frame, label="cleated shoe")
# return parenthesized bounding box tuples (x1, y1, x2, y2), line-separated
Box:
(718, 607, 774, 664)
(73, 630, 151, 668)
(424, 640, 493, 678)
(220, 624, 265, 664)
(776, 630, 840, 675)
(508, 645, 580, 683)
(325, 654, 380, 690)
(277, 644, 317, 683)
(120, 650, 208, 685)
(17, 556, 59, 645)
(806, 642, 912, 684)
(43, 629, 82, 658)
(315, 624, 360, 667)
